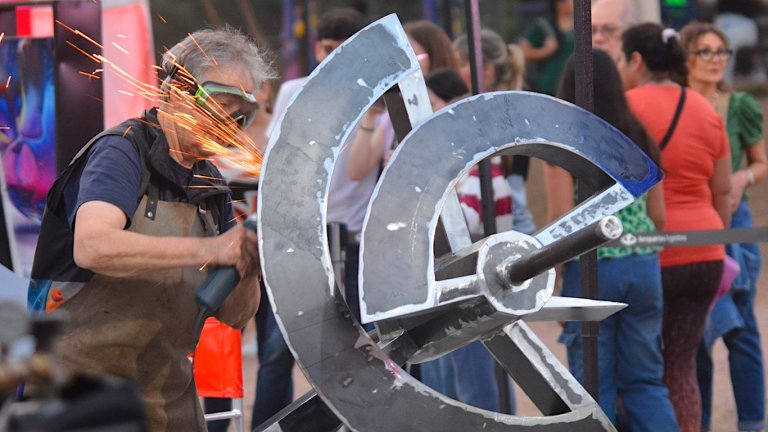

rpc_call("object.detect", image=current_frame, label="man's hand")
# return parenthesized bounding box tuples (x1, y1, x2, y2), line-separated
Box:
(209, 224, 260, 274)
(209, 225, 243, 267)
(214, 224, 261, 328)
(238, 227, 261, 278)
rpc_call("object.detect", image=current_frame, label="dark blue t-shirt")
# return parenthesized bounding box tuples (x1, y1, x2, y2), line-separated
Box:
(63, 135, 234, 231)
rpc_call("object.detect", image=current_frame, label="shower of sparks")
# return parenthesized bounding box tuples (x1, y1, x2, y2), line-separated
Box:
(55, 21, 265, 177)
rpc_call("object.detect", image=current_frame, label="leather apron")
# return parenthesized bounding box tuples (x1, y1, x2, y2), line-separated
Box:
(57, 192, 215, 432)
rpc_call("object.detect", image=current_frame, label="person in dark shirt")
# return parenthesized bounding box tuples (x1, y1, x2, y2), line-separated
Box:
(29, 27, 273, 431)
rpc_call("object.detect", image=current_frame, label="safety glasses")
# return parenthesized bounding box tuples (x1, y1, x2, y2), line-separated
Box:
(193, 81, 260, 129)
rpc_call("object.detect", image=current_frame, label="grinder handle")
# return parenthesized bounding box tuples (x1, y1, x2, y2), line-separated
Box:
(196, 214, 258, 312)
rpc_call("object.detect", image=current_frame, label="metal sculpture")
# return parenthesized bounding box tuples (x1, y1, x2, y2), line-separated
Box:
(257, 15, 662, 432)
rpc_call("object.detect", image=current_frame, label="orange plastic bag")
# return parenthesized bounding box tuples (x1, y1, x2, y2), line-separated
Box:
(191, 317, 244, 399)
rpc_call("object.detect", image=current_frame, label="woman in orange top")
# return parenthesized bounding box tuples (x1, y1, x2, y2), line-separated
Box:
(619, 23, 732, 432)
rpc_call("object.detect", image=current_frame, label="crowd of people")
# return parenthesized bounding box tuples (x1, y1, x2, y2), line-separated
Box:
(25, 1, 767, 431)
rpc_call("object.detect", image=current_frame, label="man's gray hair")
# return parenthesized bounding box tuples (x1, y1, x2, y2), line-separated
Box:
(162, 26, 275, 89)
(592, 0, 639, 27)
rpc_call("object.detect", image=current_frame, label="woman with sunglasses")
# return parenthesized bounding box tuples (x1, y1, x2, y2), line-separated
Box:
(619, 23, 732, 432)
(680, 22, 767, 432)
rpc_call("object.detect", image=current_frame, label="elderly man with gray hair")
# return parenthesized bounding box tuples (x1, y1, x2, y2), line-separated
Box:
(28, 27, 272, 431)
(591, 0, 639, 63)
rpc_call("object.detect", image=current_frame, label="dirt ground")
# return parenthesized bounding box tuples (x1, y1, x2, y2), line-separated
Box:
(236, 155, 768, 431)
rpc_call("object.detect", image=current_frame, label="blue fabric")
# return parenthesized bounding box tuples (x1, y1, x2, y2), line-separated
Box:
(64, 135, 142, 228)
(420, 341, 516, 413)
(251, 281, 294, 429)
(61, 135, 236, 233)
(450, 342, 501, 412)
(698, 200, 765, 431)
(419, 354, 459, 400)
(507, 174, 536, 235)
(559, 255, 678, 431)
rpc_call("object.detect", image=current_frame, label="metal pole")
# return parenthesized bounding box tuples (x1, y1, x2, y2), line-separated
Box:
(463, 0, 495, 236)
(464, 0, 485, 95)
(505, 216, 621, 285)
(463, 0, 511, 415)
(573, 0, 599, 401)
(441, 0, 454, 39)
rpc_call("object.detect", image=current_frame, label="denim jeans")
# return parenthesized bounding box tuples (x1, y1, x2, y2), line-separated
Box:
(251, 281, 294, 429)
(419, 341, 515, 413)
(559, 254, 679, 431)
(698, 201, 765, 432)
(507, 174, 536, 235)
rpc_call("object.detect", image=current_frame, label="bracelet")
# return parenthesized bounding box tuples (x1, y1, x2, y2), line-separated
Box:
(746, 168, 755, 185)
(360, 125, 375, 133)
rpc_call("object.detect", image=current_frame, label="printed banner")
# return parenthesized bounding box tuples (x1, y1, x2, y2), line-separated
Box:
(0, 37, 56, 277)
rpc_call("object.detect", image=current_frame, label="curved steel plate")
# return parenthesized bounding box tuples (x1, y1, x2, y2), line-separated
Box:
(258, 15, 627, 432)
(360, 92, 661, 321)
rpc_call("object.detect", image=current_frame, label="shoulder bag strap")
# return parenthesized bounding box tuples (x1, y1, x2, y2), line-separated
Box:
(658, 87, 687, 151)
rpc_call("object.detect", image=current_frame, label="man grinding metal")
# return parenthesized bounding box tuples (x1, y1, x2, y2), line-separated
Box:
(28, 27, 271, 431)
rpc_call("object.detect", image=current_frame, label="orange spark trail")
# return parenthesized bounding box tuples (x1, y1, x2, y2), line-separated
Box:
(56, 20, 103, 49)
(122, 126, 132, 138)
(157, 14, 167, 24)
(79, 71, 100, 79)
(4, 76, 10, 88)
(117, 90, 135, 97)
(193, 174, 226, 181)
(65, 40, 100, 63)
(112, 42, 130, 55)
(0, 32, 4, 45)
(187, 33, 215, 66)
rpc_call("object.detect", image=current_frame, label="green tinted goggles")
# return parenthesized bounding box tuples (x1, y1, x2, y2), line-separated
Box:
(193, 81, 259, 129)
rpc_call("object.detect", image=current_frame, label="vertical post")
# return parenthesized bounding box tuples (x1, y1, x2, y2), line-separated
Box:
(573, 0, 599, 401)
(463, 0, 495, 236)
(0, 193, 11, 271)
(441, 0, 454, 39)
(54, 0, 103, 172)
(464, 0, 511, 415)
(306, 0, 319, 71)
